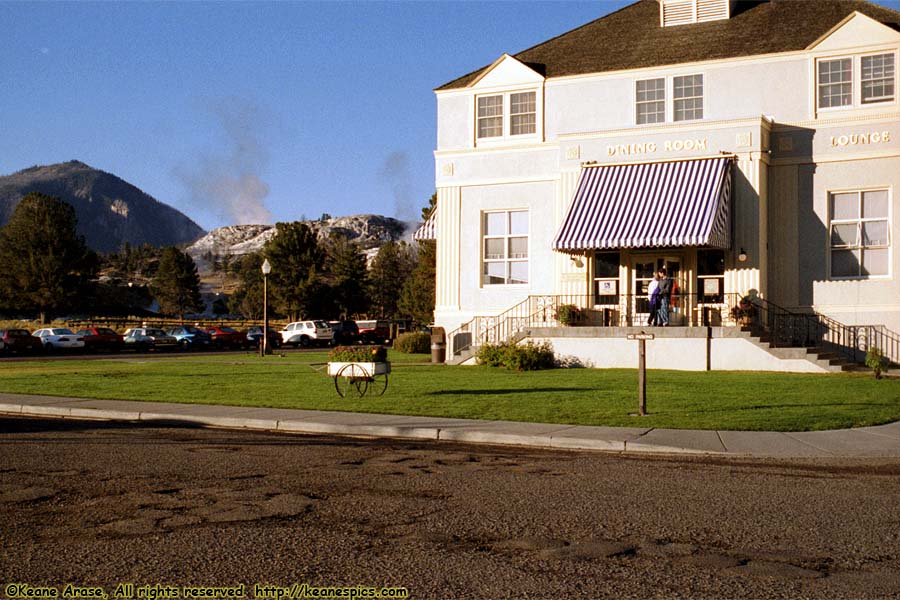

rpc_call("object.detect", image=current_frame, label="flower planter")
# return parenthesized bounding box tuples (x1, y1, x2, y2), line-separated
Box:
(327, 361, 391, 377)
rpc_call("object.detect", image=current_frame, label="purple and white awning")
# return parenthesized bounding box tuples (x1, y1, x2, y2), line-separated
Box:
(413, 210, 436, 241)
(552, 156, 733, 252)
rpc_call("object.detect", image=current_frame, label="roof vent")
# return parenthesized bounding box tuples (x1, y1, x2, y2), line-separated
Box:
(660, 0, 736, 27)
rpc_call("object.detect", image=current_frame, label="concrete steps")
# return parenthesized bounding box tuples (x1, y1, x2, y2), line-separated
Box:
(736, 328, 853, 372)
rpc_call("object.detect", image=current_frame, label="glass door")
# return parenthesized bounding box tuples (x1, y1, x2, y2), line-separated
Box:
(632, 256, 683, 326)
(632, 259, 657, 326)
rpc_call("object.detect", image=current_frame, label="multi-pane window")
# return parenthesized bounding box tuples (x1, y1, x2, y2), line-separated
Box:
(674, 74, 703, 121)
(862, 53, 895, 104)
(510, 92, 536, 135)
(483, 210, 528, 285)
(830, 189, 890, 278)
(477, 95, 503, 139)
(477, 91, 538, 140)
(818, 58, 853, 108)
(636, 78, 665, 124)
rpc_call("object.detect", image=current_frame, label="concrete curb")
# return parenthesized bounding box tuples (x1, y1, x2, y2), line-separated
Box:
(2, 395, 899, 458)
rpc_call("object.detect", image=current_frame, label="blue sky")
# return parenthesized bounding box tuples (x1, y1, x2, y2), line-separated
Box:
(2, 0, 898, 232)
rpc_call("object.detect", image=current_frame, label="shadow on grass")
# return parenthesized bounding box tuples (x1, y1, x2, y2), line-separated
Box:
(427, 387, 593, 396)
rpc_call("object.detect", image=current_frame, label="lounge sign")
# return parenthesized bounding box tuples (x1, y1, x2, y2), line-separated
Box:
(829, 131, 892, 147)
(606, 138, 709, 157)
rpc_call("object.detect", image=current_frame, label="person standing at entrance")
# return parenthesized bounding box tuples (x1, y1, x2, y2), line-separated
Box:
(647, 275, 660, 326)
(656, 268, 672, 326)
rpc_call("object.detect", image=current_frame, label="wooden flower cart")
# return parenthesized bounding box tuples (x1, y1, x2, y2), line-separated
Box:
(327, 361, 390, 397)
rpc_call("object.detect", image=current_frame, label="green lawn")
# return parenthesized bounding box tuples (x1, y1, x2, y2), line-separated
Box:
(0, 351, 897, 432)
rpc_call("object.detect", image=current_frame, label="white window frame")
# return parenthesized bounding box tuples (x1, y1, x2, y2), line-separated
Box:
(828, 188, 891, 280)
(815, 50, 898, 114)
(634, 73, 704, 125)
(861, 52, 896, 105)
(481, 209, 529, 287)
(474, 89, 540, 144)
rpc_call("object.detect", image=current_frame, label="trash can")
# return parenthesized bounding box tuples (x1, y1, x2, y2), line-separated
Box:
(430, 327, 446, 364)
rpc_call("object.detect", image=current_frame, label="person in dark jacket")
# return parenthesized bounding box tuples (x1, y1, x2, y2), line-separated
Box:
(656, 268, 672, 326)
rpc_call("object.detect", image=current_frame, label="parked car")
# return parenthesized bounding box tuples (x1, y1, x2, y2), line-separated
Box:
(329, 320, 360, 345)
(0, 328, 44, 355)
(245, 326, 282, 349)
(206, 326, 246, 349)
(280, 321, 334, 347)
(123, 327, 179, 351)
(166, 325, 212, 350)
(75, 327, 124, 353)
(32, 328, 85, 351)
(357, 319, 391, 344)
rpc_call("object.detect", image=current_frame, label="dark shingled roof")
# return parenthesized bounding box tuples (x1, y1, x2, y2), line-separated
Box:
(437, 0, 900, 91)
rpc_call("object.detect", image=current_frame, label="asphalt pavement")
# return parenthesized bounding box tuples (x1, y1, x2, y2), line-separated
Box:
(1, 392, 899, 458)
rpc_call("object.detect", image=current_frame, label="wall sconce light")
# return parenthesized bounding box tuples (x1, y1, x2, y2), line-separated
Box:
(570, 256, 584, 268)
(738, 248, 748, 262)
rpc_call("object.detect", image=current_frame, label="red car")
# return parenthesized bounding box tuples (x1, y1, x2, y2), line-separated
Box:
(0, 328, 44, 355)
(75, 327, 125, 353)
(206, 326, 246, 349)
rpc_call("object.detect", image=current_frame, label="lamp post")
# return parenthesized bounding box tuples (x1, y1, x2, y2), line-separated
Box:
(261, 258, 272, 357)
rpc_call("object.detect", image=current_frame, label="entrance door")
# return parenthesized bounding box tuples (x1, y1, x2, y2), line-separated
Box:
(632, 256, 683, 326)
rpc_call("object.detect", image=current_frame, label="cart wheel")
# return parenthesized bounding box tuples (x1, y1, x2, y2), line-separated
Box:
(368, 372, 388, 396)
(335, 363, 368, 398)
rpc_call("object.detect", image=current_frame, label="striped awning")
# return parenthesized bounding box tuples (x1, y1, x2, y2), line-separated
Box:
(413, 210, 436, 241)
(553, 156, 733, 252)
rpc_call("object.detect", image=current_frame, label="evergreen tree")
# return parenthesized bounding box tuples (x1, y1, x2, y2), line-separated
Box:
(325, 234, 368, 318)
(151, 246, 203, 320)
(264, 221, 325, 320)
(368, 241, 416, 318)
(398, 193, 437, 325)
(0, 192, 97, 322)
(230, 253, 265, 319)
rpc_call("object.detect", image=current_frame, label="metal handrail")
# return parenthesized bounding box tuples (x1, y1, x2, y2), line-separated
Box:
(446, 292, 900, 366)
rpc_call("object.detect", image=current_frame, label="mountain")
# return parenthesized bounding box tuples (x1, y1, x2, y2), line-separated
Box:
(187, 215, 414, 270)
(0, 161, 205, 253)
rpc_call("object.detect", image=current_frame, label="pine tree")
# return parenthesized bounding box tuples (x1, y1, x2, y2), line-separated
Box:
(264, 221, 325, 320)
(325, 234, 368, 318)
(368, 241, 416, 318)
(0, 192, 97, 322)
(151, 246, 203, 320)
(398, 193, 437, 325)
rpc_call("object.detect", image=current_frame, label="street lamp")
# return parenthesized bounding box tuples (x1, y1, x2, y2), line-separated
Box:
(260, 258, 272, 357)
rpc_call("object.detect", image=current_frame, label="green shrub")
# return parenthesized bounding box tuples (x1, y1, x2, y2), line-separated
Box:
(393, 332, 431, 354)
(866, 346, 886, 379)
(477, 340, 555, 371)
(556, 304, 582, 326)
(328, 345, 388, 363)
(476, 342, 510, 367)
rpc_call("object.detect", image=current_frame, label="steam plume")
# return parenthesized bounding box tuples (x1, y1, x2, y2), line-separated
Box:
(177, 99, 273, 226)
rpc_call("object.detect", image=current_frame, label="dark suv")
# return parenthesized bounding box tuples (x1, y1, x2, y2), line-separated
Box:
(0, 329, 43, 354)
(329, 320, 359, 345)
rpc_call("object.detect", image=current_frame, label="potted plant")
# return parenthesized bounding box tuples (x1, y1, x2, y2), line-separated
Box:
(730, 297, 757, 326)
(556, 304, 582, 326)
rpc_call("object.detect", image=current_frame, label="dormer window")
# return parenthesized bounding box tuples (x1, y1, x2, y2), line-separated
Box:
(476, 90, 538, 140)
(477, 96, 503, 138)
(816, 52, 896, 112)
(862, 53, 895, 104)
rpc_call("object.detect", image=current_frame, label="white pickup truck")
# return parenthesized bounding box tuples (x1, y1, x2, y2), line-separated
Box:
(280, 320, 334, 347)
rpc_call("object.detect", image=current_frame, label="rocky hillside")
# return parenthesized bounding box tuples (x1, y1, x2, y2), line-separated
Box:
(0, 161, 205, 253)
(187, 215, 414, 270)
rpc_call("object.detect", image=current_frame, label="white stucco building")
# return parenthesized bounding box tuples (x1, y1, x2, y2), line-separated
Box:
(424, 0, 900, 371)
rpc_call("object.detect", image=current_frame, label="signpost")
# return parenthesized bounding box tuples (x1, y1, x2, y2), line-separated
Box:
(626, 332, 655, 416)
